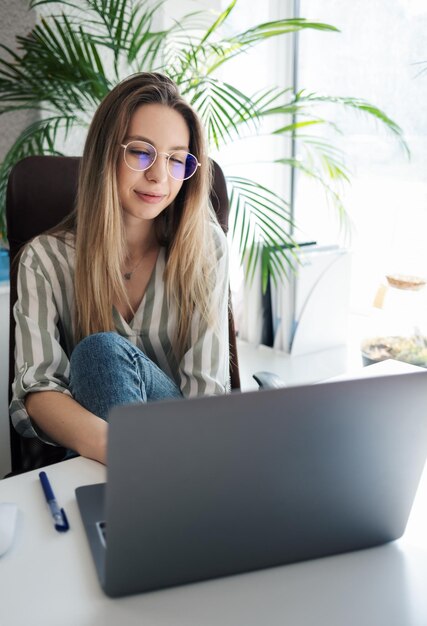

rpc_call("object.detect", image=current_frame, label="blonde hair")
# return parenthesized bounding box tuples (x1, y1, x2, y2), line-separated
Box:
(70, 73, 218, 356)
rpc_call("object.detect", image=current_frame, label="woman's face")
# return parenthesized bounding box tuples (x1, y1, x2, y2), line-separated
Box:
(117, 103, 190, 224)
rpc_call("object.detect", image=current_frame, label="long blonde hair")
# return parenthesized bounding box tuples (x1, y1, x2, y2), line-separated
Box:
(71, 73, 217, 356)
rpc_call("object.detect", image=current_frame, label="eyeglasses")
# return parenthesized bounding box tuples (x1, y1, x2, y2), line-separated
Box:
(121, 140, 201, 181)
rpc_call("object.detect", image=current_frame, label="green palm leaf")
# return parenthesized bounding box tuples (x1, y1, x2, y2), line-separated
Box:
(206, 18, 339, 74)
(227, 176, 299, 291)
(294, 91, 409, 154)
(188, 78, 258, 149)
(199, 0, 238, 45)
(83, 0, 155, 73)
(0, 17, 110, 114)
(274, 152, 353, 240)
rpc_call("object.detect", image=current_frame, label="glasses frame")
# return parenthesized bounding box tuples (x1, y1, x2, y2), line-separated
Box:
(120, 140, 201, 181)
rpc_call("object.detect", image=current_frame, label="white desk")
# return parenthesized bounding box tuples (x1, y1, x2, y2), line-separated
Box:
(237, 339, 361, 391)
(1, 456, 427, 626)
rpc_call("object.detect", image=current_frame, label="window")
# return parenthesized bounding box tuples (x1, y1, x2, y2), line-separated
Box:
(295, 0, 427, 317)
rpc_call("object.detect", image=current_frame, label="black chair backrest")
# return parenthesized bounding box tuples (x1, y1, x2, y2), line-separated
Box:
(6, 155, 240, 473)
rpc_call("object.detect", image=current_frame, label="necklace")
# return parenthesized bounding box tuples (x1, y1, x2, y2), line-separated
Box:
(123, 255, 144, 281)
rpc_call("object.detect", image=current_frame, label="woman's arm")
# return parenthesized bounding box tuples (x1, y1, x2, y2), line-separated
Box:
(10, 235, 83, 443)
(25, 391, 108, 464)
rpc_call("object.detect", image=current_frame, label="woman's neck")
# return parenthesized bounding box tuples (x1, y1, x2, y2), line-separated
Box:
(123, 220, 158, 260)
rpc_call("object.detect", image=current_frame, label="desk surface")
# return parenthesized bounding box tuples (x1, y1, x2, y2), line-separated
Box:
(1, 456, 427, 626)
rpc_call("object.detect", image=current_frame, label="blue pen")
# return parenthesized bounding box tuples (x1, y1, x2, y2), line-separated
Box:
(39, 471, 70, 532)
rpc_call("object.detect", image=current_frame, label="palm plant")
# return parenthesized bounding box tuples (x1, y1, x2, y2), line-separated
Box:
(0, 0, 406, 288)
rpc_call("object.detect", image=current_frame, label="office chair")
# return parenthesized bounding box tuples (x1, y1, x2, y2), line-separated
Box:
(6, 155, 241, 474)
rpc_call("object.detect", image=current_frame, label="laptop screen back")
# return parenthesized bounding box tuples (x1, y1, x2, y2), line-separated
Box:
(92, 370, 427, 597)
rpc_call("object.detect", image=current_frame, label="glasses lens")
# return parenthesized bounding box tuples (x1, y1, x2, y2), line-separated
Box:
(124, 141, 156, 171)
(168, 152, 199, 180)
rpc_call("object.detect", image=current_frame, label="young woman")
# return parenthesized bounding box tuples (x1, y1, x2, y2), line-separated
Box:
(10, 72, 230, 465)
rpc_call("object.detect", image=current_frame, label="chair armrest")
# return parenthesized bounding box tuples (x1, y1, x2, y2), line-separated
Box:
(252, 371, 286, 389)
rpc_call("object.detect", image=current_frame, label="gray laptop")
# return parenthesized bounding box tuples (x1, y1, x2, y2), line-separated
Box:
(76, 369, 427, 598)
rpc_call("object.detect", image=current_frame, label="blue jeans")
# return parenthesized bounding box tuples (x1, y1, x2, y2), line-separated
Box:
(69, 332, 182, 421)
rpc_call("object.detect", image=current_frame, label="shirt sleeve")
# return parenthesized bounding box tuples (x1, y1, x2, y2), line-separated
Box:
(9, 241, 72, 440)
(178, 225, 231, 397)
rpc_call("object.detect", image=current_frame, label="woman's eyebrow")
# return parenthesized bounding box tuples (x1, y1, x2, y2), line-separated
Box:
(125, 134, 189, 151)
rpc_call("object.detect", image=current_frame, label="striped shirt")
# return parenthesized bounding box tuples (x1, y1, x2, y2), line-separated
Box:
(10, 223, 230, 440)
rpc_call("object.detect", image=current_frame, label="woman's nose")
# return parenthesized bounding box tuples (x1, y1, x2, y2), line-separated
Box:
(145, 155, 168, 182)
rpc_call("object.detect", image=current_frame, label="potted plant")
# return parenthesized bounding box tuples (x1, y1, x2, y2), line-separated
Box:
(0, 0, 406, 287)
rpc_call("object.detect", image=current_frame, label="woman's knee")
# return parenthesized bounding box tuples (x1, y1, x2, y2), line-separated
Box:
(69, 333, 143, 418)
(70, 332, 131, 371)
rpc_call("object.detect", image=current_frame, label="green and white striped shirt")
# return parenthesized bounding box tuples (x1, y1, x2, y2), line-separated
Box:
(10, 224, 230, 440)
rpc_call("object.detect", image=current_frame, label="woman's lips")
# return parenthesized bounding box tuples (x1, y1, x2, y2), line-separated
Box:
(134, 190, 166, 204)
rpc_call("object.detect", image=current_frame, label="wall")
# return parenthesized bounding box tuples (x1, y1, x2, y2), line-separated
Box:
(0, 0, 38, 162)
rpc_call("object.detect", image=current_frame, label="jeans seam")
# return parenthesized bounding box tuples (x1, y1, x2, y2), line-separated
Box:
(130, 350, 149, 400)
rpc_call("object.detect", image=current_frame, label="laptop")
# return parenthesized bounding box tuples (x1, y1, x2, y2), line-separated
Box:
(76, 368, 427, 598)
